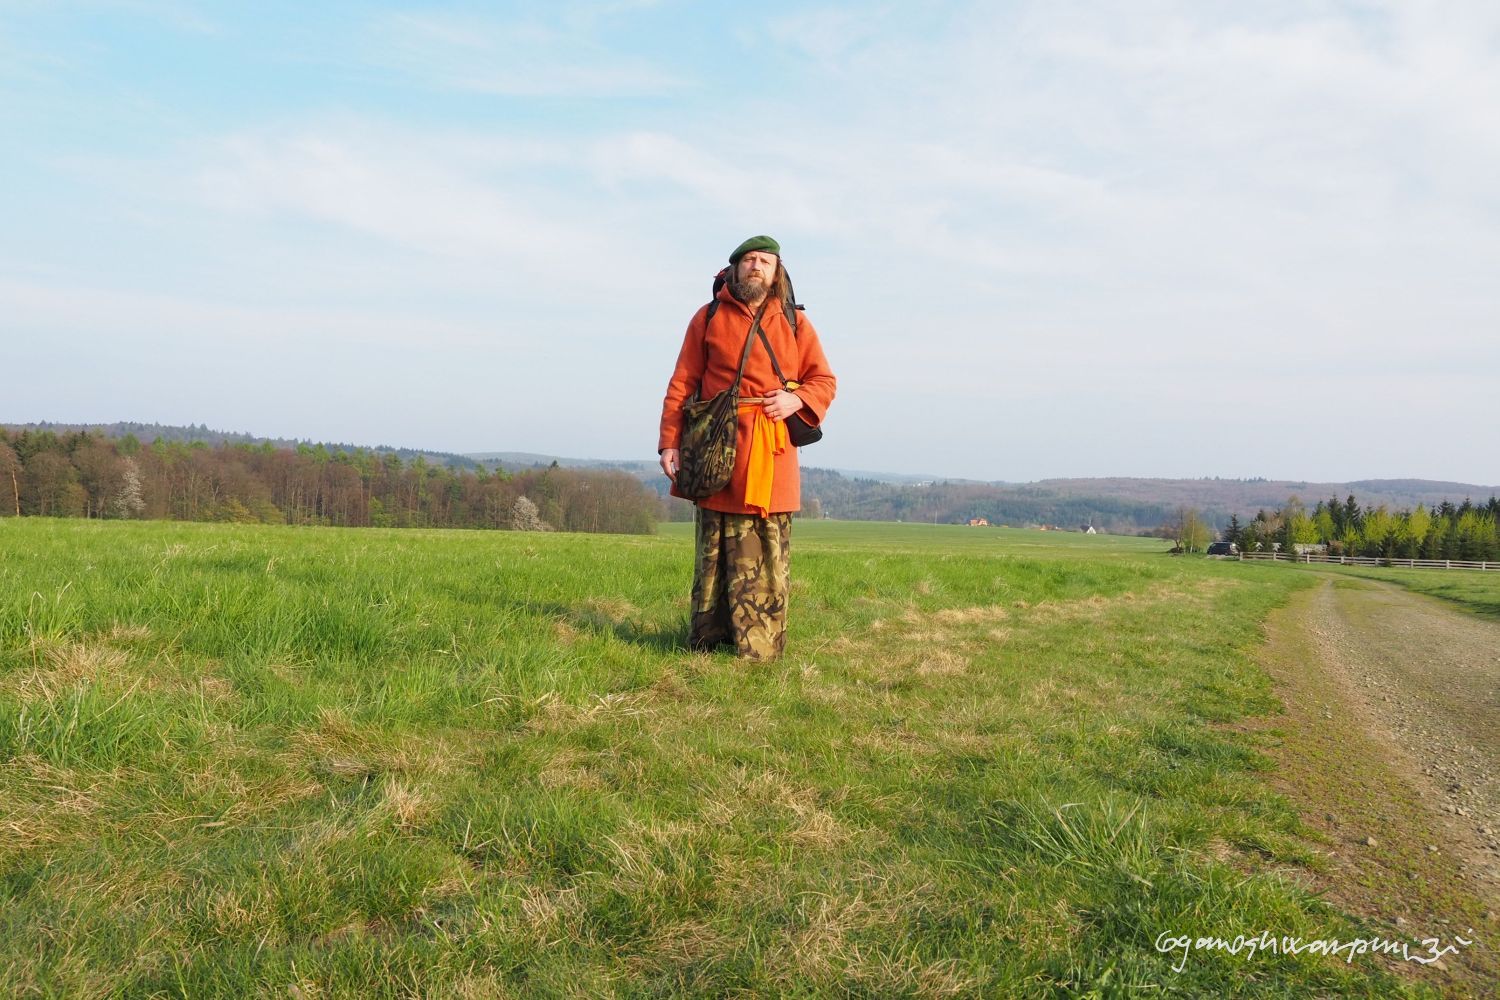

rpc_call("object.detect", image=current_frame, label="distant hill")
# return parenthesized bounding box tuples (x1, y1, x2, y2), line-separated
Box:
(9, 423, 1492, 534)
(4, 421, 483, 470)
(465, 455, 1497, 533)
(464, 452, 973, 486)
(794, 473, 1499, 534)
(1026, 477, 1499, 518)
(467, 451, 660, 476)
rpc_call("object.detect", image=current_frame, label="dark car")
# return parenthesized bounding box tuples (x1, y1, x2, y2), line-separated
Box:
(1206, 541, 1238, 557)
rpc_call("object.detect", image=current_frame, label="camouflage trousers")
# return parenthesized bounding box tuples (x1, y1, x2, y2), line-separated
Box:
(691, 509, 792, 660)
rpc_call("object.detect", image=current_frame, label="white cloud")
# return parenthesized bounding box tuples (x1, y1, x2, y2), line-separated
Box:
(8, 1, 1498, 480)
(185, 122, 689, 307)
(197, 132, 589, 258)
(365, 10, 683, 98)
(0, 275, 499, 349)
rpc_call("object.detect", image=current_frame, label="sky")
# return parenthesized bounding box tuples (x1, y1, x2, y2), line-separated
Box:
(3, 0, 1498, 485)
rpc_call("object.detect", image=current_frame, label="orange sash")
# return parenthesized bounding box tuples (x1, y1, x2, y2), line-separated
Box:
(738, 400, 788, 516)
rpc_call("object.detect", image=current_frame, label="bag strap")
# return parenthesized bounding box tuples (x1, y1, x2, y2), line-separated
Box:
(754, 327, 795, 389)
(702, 300, 769, 397)
(706, 297, 800, 333)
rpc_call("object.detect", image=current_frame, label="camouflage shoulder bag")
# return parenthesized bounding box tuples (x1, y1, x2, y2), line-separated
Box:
(676, 301, 767, 501)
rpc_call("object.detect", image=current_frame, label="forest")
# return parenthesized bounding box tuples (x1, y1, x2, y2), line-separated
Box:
(0, 429, 660, 534)
(791, 468, 1183, 531)
(1225, 494, 1500, 561)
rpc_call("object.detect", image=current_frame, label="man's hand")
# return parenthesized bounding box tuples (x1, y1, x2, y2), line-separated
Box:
(659, 448, 679, 482)
(763, 389, 805, 422)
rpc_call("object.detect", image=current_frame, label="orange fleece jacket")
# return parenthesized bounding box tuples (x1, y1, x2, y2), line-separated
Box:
(658, 285, 836, 515)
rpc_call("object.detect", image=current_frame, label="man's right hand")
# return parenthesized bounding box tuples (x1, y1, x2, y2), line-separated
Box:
(659, 448, 679, 482)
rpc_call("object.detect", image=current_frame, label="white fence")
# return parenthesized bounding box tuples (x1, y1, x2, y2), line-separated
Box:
(1239, 551, 1498, 572)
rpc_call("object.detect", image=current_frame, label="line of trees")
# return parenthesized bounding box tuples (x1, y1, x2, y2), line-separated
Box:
(1156, 506, 1214, 553)
(0, 429, 660, 534)
(1223, 494, 1500, 561)
(795, 468, 1181, 532)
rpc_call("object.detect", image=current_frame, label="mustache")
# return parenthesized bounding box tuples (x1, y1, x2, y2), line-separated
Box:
(729, 271, 774, 301)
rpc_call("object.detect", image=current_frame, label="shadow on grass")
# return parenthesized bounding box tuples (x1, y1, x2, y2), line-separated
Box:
(508, 599, 692, 654)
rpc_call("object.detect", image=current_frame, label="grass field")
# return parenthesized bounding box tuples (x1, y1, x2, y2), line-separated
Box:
(1307, 561, 1500, 621)
(0, 518, 1447, 997)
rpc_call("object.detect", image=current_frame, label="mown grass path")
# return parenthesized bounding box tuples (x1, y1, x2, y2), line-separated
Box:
(0, 519, 1463, 996)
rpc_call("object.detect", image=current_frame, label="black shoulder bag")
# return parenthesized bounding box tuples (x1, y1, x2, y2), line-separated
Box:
(755, 327, 823, 447)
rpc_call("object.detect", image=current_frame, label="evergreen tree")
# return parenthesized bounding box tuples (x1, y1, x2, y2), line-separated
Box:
(1327, 495, 1345, 534)
(1224, 513, 1242, 547)
(1343, 494, 1362, 532)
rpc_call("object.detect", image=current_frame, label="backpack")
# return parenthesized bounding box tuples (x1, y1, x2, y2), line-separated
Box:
(698, 266, 823, 448)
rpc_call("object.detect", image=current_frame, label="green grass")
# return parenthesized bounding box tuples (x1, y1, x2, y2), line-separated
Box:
(1304, 560, 1500, 620)
(0, 519, 1438, 997)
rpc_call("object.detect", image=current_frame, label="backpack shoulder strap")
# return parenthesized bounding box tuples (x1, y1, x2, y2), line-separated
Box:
(782, 270, 801, 335)
(705, 297, 798, 337)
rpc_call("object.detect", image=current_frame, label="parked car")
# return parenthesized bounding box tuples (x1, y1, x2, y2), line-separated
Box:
(1206, 541, 1238, 557)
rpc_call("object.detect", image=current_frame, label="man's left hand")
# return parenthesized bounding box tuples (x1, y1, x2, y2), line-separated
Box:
(763, 389, 805, 422)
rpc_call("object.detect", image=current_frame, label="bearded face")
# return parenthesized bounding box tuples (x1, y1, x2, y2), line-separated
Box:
(729, 251, 777, 305)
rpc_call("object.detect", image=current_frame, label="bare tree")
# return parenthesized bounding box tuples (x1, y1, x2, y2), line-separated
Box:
(0, 441, 20, 516)
(1170, 506, 1212, 553)
(23, 452, 84, 516)
(73, 440, 125, 518)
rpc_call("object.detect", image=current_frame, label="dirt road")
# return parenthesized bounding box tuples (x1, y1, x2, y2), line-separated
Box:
(1307, 576, 1500, 891)
(1254, 573, 1499, 992)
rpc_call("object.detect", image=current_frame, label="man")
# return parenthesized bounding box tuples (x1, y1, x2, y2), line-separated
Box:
(658, 236, 837, 659)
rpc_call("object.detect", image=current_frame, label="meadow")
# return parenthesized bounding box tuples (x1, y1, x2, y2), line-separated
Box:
(0, 518, 1444, 997)
(1310, 561, 1500, 621)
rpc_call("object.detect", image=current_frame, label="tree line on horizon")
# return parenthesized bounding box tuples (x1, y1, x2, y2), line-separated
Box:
(1219, 494, 1500, 561)
(5, 420, 482, 470)
(788, 468, 1188, 532)
(0, 429, 660, 534)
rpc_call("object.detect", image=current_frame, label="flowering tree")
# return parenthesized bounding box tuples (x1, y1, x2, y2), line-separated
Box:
(510, 495, 552, 532)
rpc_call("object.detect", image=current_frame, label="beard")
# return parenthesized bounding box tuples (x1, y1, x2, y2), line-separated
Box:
(729, 272, 771, 304)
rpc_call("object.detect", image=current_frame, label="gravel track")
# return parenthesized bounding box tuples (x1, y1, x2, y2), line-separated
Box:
(1305, 576, 1500, 902)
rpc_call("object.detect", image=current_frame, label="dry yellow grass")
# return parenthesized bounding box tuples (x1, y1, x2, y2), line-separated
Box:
(518, 884, 584, 947)
(536, 746, 605, 791)
(207, 885, 276, 935)
(523, 690, 653, 734)
(0, 756, 157, 870)
(769, 892, 879, 986)
(5, 643, 130, 700)
(102, 622, 152, 642)
(627, 916, 733, 973)
(374, 776, 433, 832)
(784, 808, 851, 850)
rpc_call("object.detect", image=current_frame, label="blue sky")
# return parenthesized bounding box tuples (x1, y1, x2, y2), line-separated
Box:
(4, 1, 1498, 484)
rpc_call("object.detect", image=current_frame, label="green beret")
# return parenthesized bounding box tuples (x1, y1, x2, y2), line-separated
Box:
(729, 235, 780, 264)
